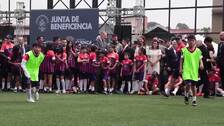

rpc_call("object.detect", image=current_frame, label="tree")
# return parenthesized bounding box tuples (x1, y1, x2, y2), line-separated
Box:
(176, 23, 189, 29)
(201, 27, 211, 33)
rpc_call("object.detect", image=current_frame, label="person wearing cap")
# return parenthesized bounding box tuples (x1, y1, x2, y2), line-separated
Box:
(111, 34, 123, 54)
(21, 43, 44, 103)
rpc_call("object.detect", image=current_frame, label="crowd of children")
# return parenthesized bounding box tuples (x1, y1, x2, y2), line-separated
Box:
(0, 34, 223, 101)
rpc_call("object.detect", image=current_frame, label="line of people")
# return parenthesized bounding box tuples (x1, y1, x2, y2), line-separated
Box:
(0, 32, 224, 99)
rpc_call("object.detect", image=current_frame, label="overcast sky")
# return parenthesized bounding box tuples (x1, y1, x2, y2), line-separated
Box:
(0, 0, 218, 29)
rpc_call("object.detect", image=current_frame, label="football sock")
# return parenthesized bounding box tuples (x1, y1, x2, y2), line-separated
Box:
(26, 88, 32, 100)
(61, 79, 66, 91)
(1, 80, 5, 90)
(26, 89, 30, 99)
(92, 86, 95, 91)
(56, 78, 60, 91)
(120, 81, 125, 92)
(65, 79, 70, 90)
(83, 79, 87, 91)
(79, 80, 83, 91)
(165, 88, 170, 95)
(192, 96, 197, 101)
(39, 80, 44, 90)
(173, 88, 179, 94)
(132, 80, 137, 92)
(128, 81, 131, 92)
(89, 85, 92, 90)
(185, 91, 189, 97)
(7, 82, 10, 89)
(138, 81, 142, 92)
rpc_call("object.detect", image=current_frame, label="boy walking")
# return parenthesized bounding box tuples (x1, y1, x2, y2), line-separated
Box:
(21, 43, 44, 103)
(180, 35, 204, 106)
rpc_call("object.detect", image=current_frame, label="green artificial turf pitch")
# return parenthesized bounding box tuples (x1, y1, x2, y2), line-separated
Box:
(0, 93, 224, 126)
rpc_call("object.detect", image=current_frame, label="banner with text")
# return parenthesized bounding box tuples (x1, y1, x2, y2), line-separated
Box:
(30, 9, 99, 44)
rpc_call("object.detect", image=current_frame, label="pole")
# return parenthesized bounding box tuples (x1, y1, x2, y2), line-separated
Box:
(194, 0, 198, 34)
(168, 0, 171, 33)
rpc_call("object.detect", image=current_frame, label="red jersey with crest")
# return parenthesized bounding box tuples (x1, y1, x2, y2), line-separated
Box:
(41, 50, 55, 73)
(55, 52, 67, 72)
(121, 59, 133, 76)
(209, 68, 221, 83)
(89, 52, 98, 73)
(78, 53, 90, 73)
(107, 52, 119, 73)
(134, 55, 147, 72)
(100, 56, 110, 71)
(67, 52, 77, 69)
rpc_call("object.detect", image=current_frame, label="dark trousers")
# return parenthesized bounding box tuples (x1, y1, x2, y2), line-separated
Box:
(95, 69, 103, 92)
(159, 69, 169, 92)
(199, 69, 210, 96)
(220, 66, 224, 89)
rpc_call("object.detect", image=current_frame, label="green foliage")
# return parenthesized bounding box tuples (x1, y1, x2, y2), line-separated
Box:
(176, 23, 190, 29)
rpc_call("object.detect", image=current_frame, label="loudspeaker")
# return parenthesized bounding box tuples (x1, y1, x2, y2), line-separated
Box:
(114, 25, 132, 41)
(0, 26, 14, 40)
(70, 0, 75, 9)
(48, 0, 54, 9)
(92, 0, 98, 8)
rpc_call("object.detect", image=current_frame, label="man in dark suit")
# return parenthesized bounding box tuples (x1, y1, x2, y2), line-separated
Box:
(165, 40, 180, 75)
(217, 31, 224, 89)
(119, 39, 134, 61)
(197, 38, 212, 98)
(117, 39, 134, 93)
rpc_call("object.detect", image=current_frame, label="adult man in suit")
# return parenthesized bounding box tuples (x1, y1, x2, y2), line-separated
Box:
(165, 39, 180, 75)
(217, 31, 224, 89)
(119, 39, 134, 61)
(95, 32, 109, 51)
(117, 39, 134, 93)
(197, 38, 212, 98)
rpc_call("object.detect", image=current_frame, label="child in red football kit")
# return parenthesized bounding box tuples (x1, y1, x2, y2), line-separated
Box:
(78, 47, 90, 93)
(209, 65, 224, 96)
(107, 45, 119, 94)
(143, 71, 160, 95)
(120, 53, 133, 94)
(131, 48, 147, 94)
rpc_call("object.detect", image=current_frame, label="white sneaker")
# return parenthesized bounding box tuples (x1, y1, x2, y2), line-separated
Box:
(62, 90, 66, 94)
(56, 90, 61, 94)
(14, 88, 18, 93)
(130, 90, 135, 94)
(165, 91, 170, 96)
(27, 98, 35, 103)
(171, 91, 176, 96)
(109, 88, 112, 93)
